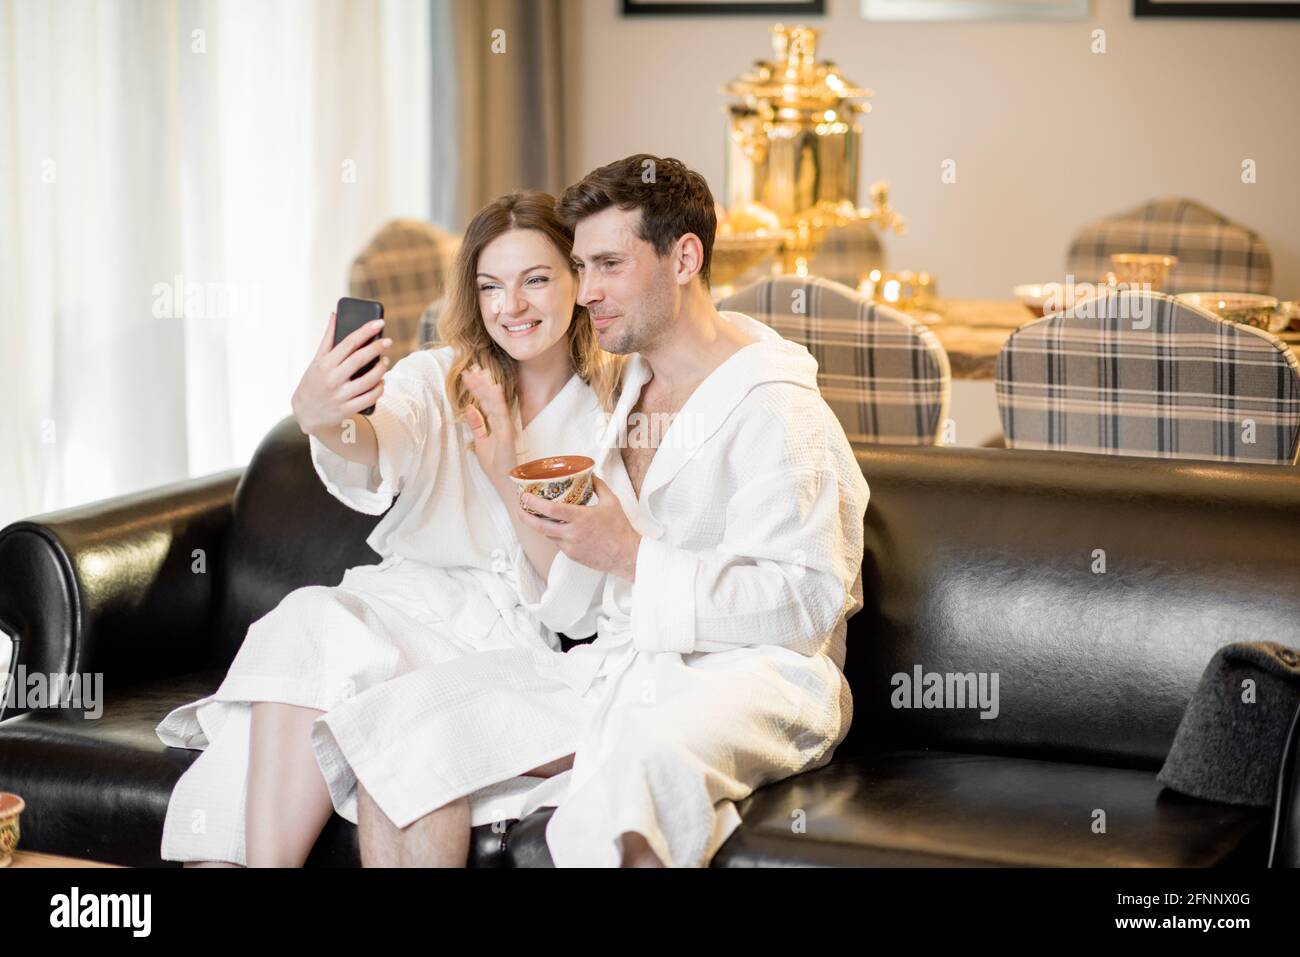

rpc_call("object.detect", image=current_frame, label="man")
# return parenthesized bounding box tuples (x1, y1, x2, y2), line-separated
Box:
(326, 154, 870, 867)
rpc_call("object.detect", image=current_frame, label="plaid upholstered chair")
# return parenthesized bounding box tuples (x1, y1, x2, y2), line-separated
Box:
(995, 290, 1300, 464)
(416, 295, 447, 349)
(807, 221, 886, 288)
(349, 219, 460, 360)
(717, 275, 951, 447)
(1066, 198, 1272, 295)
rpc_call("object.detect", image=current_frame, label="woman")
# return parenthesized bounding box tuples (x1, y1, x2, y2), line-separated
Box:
(156, 191, 624, 867)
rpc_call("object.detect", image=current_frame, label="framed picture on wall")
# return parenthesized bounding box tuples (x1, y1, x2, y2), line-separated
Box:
(861, 0, 1086, 20)
(1134, 0, 1300, 16)
(622, 0, 825, 14)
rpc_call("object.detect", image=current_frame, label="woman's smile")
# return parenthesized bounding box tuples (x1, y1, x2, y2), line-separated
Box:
(502, 318, 543, 336)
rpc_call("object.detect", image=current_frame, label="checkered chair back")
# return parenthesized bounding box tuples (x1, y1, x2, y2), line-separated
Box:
(1066, 197, 1272, 295)
(995, 290, 1300, 464)
(717, 275, 951, 447)
(349, 219, 460, 360)
(807, 220, 886, 288)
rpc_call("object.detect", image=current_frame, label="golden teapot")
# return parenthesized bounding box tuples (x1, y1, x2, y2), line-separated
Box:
(717, 23, 905, 280)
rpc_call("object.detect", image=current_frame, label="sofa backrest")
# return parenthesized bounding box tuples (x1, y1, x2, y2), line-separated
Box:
(223, 418, 1300, 774)
(211, 416, 389, 669)
(839, 444, 1300, 770)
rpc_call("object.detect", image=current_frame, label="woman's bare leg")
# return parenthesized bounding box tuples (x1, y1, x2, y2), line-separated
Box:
(244, 702, 335, 867)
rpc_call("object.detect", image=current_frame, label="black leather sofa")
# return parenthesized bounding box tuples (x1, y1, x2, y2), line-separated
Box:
(2, 415, 1297, 867)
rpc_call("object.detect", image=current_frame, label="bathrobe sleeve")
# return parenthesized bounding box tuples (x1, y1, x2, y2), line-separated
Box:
(629, 397, 870, 658)
(308, 351, 442, 516)
(515, 548, 606, 638)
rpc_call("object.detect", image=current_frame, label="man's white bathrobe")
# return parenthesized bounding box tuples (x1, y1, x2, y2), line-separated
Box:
(154, 344, 610, 865)
(310, 311, 871, 867)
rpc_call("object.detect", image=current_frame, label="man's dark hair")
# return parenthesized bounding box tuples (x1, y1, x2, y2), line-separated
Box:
(557, 154, 717, 286)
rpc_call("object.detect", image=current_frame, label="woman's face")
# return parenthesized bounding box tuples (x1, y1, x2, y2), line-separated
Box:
(475, 228, 577, 364)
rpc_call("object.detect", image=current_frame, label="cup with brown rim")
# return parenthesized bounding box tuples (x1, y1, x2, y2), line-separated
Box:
(509, 455, 596, 518)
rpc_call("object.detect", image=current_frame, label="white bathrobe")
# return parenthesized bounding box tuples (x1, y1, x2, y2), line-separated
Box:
(310, 310, 871, 867)
(155, 344, 610, 865)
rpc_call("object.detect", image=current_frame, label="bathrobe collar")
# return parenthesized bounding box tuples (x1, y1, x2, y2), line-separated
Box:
(598, 310, 820, 504)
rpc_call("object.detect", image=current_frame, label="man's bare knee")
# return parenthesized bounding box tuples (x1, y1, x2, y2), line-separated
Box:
(357, 782, 404, 867)
(357, 781, 394, 834)
(398, 795, 470, 867)
(521, 753, 575, 778)
(620, 830, 666, 868)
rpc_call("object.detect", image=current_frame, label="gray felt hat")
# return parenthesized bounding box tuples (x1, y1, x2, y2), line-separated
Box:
(1157, 641, 1300, 807)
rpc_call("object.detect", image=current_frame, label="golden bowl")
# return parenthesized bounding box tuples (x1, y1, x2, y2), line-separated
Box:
(860, 269, 937, 314)
(711, 232, 783, 287)
(1176, 292, 1285, 331)
(0, 792, 25, 867)
(1013, 282, 1106, 317)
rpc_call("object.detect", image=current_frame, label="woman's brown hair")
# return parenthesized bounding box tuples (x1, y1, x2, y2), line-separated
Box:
(436, 190, 624, 423)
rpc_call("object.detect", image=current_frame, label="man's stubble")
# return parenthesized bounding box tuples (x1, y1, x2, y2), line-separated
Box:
(601, 269, 676, 356)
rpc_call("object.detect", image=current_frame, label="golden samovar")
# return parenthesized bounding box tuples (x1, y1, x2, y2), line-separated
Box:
(715, 23, 906, 288)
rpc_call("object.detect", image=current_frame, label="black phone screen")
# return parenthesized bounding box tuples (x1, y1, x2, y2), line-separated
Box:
(333, 296, 384, 415)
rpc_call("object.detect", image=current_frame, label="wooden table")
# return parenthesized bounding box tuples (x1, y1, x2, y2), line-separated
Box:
(921, 299, 1300, 381)
(5, 850, 121, 868)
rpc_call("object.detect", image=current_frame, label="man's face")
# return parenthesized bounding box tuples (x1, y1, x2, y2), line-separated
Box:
(571, 206, 676, 356)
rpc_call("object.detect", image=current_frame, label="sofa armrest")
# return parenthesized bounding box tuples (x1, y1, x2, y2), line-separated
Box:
(0, 468, 242, 719)
(1268, 700, 1300, 867)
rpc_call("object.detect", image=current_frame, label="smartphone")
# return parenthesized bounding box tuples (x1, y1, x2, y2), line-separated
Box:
(333, 297, 385, 415)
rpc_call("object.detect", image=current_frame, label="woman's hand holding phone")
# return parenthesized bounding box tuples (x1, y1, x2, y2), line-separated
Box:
(292, 310, 393, 438)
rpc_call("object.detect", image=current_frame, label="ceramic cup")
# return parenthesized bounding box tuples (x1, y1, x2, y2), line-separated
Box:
(1107, 253, 1178, 291)
(509, 455, 596, 517)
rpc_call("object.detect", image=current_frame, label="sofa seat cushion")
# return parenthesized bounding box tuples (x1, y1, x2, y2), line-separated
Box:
(504, 748, 1268, 867)
(716, 750, 1270, 867)
(0, 671, 507, 867)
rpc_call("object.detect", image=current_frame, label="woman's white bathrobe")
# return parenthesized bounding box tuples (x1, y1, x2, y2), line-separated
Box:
(155, 344, 611, 865)
(310, 311, 871, 867)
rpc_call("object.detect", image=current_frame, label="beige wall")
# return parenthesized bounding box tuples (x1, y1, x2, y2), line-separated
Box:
(565, 0, 1300, 300)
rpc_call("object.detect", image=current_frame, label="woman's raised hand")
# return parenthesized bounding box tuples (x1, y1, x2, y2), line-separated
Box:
(292, 311, 393, 436)
(461, 363, 517, 482)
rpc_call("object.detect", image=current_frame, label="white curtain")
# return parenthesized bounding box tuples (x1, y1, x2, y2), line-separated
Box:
(0, 0, 435, 531)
